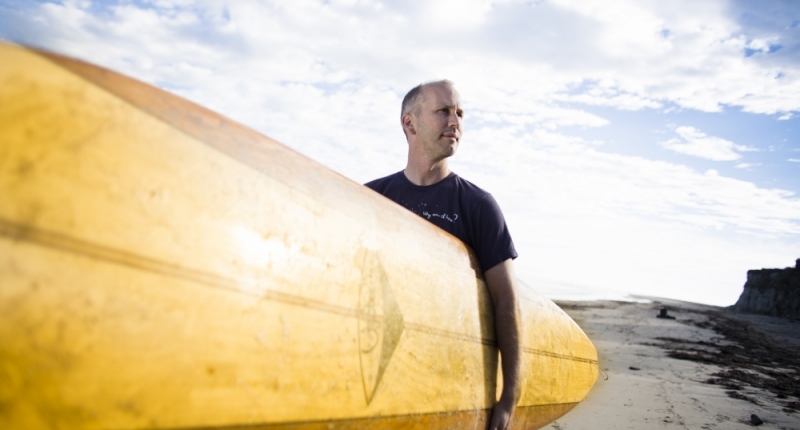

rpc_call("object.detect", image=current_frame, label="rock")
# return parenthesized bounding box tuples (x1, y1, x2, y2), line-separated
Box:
(629, 366, 640, 371)
(656, 308, 676, 319)
(730, 259, 800, 319)
(750, 413, 763, 425)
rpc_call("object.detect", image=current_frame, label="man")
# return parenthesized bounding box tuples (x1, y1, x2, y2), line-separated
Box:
(365, 80, 521, 430)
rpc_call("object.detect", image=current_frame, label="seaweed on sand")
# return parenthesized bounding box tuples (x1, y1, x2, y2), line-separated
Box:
(651, 310, 800, 411)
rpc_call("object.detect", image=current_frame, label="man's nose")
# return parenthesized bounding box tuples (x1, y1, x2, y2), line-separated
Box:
(447, 111, 461, 128)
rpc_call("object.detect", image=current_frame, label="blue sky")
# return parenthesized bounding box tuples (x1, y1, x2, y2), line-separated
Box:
(2, 0, 799, 305)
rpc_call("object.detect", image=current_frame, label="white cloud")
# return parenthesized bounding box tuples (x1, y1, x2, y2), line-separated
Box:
(3, 0, 799, 305)
(789, 158, 800, 163)
(475, 135, 798, 236)
(661, 126, 757, 161)
(452, 126, 800, 305)
(734, 162, 760, 169)
(423, 0, 498, 29)
(6, 0, 800, 120)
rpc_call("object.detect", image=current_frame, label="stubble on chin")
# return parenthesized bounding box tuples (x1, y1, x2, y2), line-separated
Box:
(425, 140, 458, 162)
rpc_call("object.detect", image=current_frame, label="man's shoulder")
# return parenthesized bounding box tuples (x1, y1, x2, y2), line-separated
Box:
(365, 170, 405, 193)
(450, 174, 495, 208)
(451, 174, 490, 197)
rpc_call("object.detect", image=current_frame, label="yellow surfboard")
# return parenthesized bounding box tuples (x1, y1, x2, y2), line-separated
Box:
(0, 43, 598, 429)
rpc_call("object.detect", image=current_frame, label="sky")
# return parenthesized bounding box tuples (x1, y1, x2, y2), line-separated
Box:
(2, 0, 799, 306)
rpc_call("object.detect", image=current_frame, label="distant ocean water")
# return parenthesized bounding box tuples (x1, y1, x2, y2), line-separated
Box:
(519, 277, 651, 303)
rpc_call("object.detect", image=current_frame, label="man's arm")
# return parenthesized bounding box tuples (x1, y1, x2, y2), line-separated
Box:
(484, 258, 522, 430)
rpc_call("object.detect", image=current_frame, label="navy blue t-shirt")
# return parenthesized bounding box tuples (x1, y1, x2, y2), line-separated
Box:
(365, 171, 517, 273)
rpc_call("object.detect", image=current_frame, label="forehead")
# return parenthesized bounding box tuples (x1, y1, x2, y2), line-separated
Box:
(420, 83, 461, 107)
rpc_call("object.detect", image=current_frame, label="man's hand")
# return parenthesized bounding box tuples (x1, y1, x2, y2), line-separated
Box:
(488, 395, 516, 430)
(484, 259, 522, 430)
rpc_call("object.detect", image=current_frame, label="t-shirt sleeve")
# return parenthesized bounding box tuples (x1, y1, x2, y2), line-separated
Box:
(471, 194, 518, 273)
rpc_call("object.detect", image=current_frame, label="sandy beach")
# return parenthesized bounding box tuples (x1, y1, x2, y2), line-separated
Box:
(544, 298, 800, 430)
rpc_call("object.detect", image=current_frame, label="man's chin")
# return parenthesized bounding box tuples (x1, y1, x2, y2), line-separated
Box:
(438, 146, 457, 159)
(424, 142, 458, 161)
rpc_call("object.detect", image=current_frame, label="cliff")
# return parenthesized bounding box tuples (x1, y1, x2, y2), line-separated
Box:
(731, 259, 800, 319)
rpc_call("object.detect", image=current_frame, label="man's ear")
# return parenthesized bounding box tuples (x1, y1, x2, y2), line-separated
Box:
(401, 113, 415, 135)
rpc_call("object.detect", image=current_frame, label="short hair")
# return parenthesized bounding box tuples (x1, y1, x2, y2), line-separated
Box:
(400, 79, 455, 118)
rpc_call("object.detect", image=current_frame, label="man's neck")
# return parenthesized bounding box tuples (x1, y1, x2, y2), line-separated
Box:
(403, 160, 451, 186)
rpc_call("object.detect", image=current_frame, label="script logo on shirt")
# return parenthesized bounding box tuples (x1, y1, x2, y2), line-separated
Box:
(421, 211, 459, 223)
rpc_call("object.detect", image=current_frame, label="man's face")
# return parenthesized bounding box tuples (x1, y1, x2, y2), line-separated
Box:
(408, 83, 463, 162)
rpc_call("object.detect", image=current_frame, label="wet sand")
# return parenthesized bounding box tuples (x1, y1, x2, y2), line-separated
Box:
(544, 298, 800, 430)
